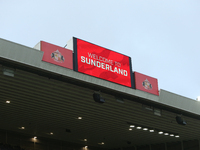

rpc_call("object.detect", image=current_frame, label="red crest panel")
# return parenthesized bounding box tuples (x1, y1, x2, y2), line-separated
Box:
(134, 72, 159, 95)
(41, 41, 73, 70)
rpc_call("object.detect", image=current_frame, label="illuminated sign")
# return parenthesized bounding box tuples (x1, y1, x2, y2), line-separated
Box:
(134, 72, 159, 95)
(73, 38, 133, 87)
(41, 41, 73, 70)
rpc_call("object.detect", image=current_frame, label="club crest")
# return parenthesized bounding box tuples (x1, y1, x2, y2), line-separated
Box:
(51, 50, 65, 63)
(142, 79, 152, 90)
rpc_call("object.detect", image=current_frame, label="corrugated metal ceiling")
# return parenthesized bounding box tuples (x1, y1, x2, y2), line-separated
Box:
(0, 64, 200, 149)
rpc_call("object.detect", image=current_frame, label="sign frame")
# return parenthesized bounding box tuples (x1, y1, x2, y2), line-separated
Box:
(73, 37, 134, 88)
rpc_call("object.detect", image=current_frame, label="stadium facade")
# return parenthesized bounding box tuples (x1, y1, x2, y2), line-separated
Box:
(0, 37, 200, 150)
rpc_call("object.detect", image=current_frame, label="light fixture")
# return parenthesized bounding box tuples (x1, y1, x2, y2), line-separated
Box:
(136, 126, 142, 129)
(176, 116, 186, 125)
(127, 122, 179, 138)
(154, 108, 161, 116)
(84, 146, 88, 149)
(149, 129, 155, 132)
(116, 97, 124, 103)
(50, 132, 53, 135)
(164, 132, 169, 135)
(93, 93, 105, 103)
(78, 117, 82, 119)
(175, 135, 180, 138)
(143, 105, 153, 111)
(6, 100, 10, 103)
(84, 139, 87, 141)
(143, 128, 148, 131)
(34, 136, 37, 139)
(98, 142, 105, 145)
(3, 67, 15, 77)
(19, 126, 25, 130)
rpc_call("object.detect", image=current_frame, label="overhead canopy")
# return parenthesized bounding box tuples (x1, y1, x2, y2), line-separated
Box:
(0, 38, 200, 149)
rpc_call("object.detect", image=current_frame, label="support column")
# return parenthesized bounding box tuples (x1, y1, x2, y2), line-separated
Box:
(134, 146, 137, 150)
(6, 131, 7, 144)
(165, 143, 167, 150)
(181, 141, 184, 150)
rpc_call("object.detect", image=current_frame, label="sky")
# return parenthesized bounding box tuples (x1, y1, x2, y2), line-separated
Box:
(1, 0, 200, 100)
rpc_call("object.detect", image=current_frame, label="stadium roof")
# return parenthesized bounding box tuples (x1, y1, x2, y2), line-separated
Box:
(1, 38, 200, 149)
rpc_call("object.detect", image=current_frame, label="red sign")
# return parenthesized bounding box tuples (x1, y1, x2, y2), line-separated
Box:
(41, 41, 73, 70)
(74, 38, 133, 87)
(134, 72, 159, 95)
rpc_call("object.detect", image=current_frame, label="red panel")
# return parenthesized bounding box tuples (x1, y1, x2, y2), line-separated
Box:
(76, 39, 132, 87)
(41, 41, 73, 70)
(134, 72, 159, 95)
